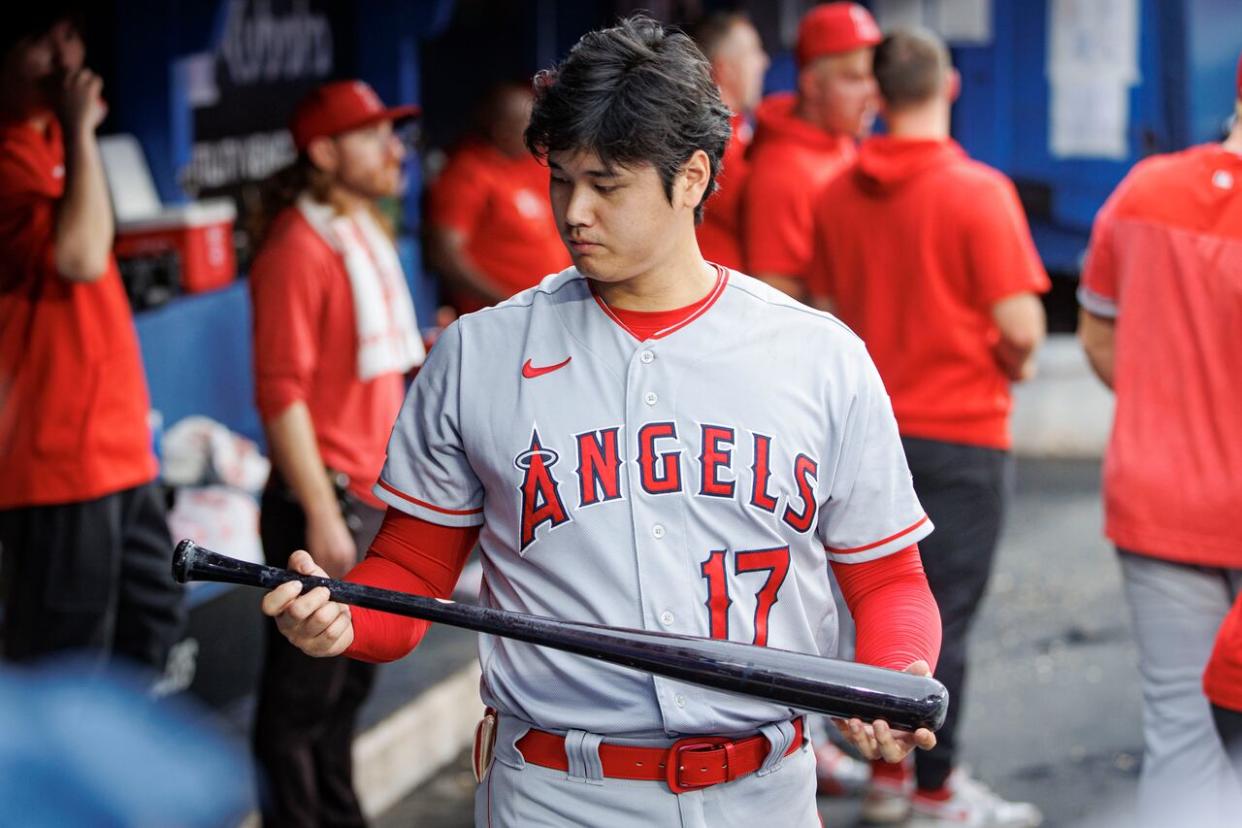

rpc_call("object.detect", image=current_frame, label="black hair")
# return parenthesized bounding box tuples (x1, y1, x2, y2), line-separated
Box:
(524, 15, 732, 223)
(2, 4, 85, 61)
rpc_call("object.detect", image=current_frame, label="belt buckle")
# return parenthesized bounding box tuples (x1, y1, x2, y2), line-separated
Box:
(664, 736, 731, 794)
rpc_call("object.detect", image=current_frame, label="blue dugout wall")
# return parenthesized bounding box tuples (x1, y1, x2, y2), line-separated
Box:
(947, 0, 1242, 274)
(102, 0, 454, 445)
(112, 0, 1240, 443)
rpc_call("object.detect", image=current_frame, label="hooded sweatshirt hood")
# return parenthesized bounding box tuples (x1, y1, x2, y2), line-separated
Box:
(856, 136, 965, 194)
(751, 92, 853, 153)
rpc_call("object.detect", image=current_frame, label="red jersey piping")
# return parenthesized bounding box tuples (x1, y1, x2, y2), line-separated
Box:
(827, 515, 930, 555)
(377, 479, 484, 515)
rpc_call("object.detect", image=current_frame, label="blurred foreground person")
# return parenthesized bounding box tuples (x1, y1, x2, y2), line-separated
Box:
(426, 81, 569, 313)
(691, 11, 769, 271)
(0, 6, 183, 672)
(742, 2, 880, 300)
(808, 29, 1047, 826)
(249, 79, 424, 827)
(1079, 53, 1242, 828)
(0, 659, 250, 827)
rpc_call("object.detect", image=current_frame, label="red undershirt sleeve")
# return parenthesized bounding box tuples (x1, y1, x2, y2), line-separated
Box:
(830, 544, 942, 673)
(343, 509, 480, 663)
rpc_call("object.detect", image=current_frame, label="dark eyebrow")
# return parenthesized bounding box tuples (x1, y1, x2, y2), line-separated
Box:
(548, 160, 623, 179)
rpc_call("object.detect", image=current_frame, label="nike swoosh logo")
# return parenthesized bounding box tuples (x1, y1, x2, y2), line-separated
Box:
(521, 356, 572, 379)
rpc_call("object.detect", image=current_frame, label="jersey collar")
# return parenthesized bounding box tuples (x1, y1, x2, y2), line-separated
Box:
(590, 264, 729, 342)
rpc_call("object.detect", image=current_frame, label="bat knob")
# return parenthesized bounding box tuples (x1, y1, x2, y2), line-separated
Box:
(172, 539, 200, 583)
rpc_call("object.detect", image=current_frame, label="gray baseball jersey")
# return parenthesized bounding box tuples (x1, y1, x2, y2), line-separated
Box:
(375, 266, 931, 738)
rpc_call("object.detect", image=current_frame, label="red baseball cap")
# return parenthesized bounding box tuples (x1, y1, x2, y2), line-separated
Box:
(289, 80, 420, 152)
(796, 2, 882, 67)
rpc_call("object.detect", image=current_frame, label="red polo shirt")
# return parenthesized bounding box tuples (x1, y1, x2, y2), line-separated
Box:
(1079, 143, 1242, 567)
(250, 207, 408, 508)
(427, 140, 569, 313)
(741, 93, 856, 280)
(697, 113, 751, 272)
(807, 137, 1049, 450)
(0, 116, 157, 508)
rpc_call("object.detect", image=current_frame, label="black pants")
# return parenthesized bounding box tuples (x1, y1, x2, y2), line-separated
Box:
(0, 482, 184, 671)
(902, 437, 1011, 792)
(252, 477, 384, 828)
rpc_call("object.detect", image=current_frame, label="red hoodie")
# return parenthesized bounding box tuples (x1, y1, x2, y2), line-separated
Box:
(697, 113, 751, 272)
(741, 93, 855, 279)
(807, 136, 1048, 450)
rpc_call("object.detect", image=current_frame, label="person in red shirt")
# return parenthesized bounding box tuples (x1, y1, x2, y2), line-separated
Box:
(0, 8, 184, 670)
(426, 81, 570, 314)
(1080, 54, 1242, 827)
(741, 2, 880, 300)
(807, 30, 1048, 826)
(690, 12, 769, 272)
(247, 79, 425, 827)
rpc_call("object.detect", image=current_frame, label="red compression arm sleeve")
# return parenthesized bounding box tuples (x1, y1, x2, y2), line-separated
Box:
(831, 544, 942, 672)
(343, 510, 480, 663)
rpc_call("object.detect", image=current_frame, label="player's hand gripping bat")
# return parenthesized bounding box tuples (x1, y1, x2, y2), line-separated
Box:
(172, 539, 948, 732)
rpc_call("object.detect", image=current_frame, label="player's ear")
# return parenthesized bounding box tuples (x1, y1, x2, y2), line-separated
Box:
(306, 135, 340, 174)
(945, 68, 961, 103)
(679, 149, 712, 212)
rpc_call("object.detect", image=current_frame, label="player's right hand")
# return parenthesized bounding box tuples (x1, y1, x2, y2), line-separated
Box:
(58, 67, 107, 134)
(260, 550, 354, 657)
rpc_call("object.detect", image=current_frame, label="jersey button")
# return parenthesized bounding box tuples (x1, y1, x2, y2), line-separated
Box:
(652, 524, 666, 539)
(659, 610, 674, 626)
(640, 350, 655, 364)
(644, 391, 658, 406)
(675, 694, 687, 708)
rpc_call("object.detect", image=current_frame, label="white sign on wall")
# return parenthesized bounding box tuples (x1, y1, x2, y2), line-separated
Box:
(872, 0, 993, 45)
(1047, 0, 1140, 159)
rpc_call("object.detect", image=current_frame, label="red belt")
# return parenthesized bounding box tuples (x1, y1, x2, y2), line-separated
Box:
(515, 717, 804, 794)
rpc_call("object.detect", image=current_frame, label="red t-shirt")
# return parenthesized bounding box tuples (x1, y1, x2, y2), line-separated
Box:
(1079, 144, 1242, 567)
(427, 140, 570, 313)
(741, 93, 856, 280)
(249, 207, 407, 507)
(1205, 591, 1242, 713)
(697, 113, 751, 272)
(807, 137, 1049, 450)
(0, 116, 157, 507)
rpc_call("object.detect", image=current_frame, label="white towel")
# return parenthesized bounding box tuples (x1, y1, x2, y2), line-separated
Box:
(297, 195, 426, 380)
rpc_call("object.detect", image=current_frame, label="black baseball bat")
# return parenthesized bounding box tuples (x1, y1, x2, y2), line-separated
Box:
(172, 539, 948, 731)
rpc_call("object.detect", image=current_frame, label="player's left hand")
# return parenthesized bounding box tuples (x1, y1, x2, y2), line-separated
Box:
(833, 660, 938, 762)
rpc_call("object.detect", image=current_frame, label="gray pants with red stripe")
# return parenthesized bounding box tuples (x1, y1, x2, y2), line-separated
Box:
(474, 713, 819, 828)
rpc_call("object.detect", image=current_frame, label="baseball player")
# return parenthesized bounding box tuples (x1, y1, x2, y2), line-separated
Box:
(806, 30, 1048, 826)
(1079, 51, 1242, 828)
(690, 12, 769, 273)
(248, 80, 424, 826)
(741, 2, 880, 301)
(263, 17, 942, 827)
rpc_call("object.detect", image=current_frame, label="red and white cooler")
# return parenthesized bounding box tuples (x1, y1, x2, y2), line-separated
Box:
(102, 134, 238, 294)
